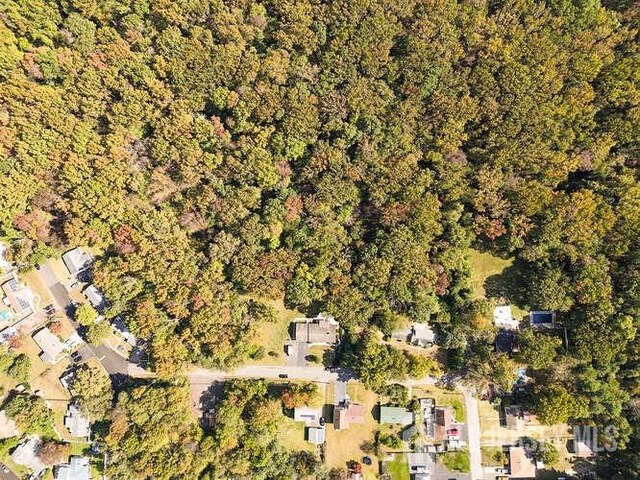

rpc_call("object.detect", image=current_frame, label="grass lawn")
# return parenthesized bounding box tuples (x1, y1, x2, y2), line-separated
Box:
(325, 382, 380, 476)
(276, 416, 315, 453)
(387, 454, 410, 480)
(440, 450, 471, 473)
(412, 386, 466, 423)
(468, 249, 527, 319)
(244, 297, 304, 366)
(481, 446, 506, 466)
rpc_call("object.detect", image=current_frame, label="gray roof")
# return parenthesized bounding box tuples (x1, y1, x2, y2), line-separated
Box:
(11, 437, 45, 475)
(64, 404, 90, 438)
(307, 426, 325, 445)
(55, 456, 90, 480)
(83, 285, 104, 309)
(293, 315, 339, 344)
(62, 248, 93, 277)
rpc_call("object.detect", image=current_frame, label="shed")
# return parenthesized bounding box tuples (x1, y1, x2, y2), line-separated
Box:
(379, 406, 413, 425)
(307, 426, 326, 445)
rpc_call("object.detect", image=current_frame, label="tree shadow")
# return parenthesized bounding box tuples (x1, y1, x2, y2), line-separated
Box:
(483, 260, 529, 309)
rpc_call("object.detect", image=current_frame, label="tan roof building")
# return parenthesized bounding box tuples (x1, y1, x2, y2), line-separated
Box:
(508, 446, 536, 479)
(33, 327, 65, 364)
(293, 315, 339, 344)
(334, 403, 365, 430)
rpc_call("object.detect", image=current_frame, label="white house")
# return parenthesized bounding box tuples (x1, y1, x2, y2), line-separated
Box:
(494, 305, 519, 330)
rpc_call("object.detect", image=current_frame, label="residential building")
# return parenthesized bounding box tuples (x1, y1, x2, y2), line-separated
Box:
(11, 436, 45, 476)
(379, 406, 413, 425)
(64, 403, 90, 439)
(1, 272, 34, 316)
(434, 406, 453, 442)
(33, 327, 66, 363)
(293, 406, 322, 425)
(494, 305, 519, 330)
(410, 323, 436, 347)
(307, 426, 326, 445)
(54, 455, 91, 480)
(112, 316, 136, 346)
(83, 285, 105, 311)
(334, 402, 365, 430)
(420, 398, 436, 438)
(293, 314, 339, 344)
(62, 248, 93, 279)
(508, 446, 536, 479)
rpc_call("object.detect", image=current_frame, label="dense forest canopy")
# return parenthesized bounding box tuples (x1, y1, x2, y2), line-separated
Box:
(0, 0, 638, 477)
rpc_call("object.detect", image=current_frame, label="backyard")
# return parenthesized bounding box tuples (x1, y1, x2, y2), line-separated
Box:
(386, 454, 409, 480)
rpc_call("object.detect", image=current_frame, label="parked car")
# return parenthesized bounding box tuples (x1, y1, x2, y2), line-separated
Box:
(278, 374, 289, 379)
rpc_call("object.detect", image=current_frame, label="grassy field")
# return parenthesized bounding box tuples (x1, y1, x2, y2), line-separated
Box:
(387, 454, 410, 480)
(325, 382, 380, 477)
(440, 450, 471, 473)
(481, 446, 505, 466)
(245, 297, 304, 366)
(276, 416, 315, 453)
(468, 249, 527, 319)
(412, 386, 466, 423)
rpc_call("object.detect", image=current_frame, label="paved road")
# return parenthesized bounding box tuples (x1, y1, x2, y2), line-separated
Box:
(464, 391, 483, 480)
(189, 365, 350, 384)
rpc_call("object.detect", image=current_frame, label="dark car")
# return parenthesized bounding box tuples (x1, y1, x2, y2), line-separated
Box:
(278, 374, 289, 379)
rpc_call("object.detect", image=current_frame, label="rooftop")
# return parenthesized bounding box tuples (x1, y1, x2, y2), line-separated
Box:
(293, 314, 339, 344)
(11, 436, 45, 475)
(307, 426, 325, 445)
(64, 403, 90, 438)
(54, 455, 91, 480)
(293, 406, 322, 425)
(494, 305, 518, 330)
(33, 327, 66, 364)
(62, 248, 93, 278)
(410, 323, 436, 346)
(334, 402, 365, 430)
(379, 406, 413, 425)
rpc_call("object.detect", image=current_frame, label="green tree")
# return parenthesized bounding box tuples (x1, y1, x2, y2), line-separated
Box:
(517, 330, 561, 370)
(71, 362, 112, 420)
(75, 303, 98, 326)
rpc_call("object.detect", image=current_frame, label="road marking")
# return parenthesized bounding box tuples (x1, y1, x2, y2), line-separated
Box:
(98, 355, 105, 361)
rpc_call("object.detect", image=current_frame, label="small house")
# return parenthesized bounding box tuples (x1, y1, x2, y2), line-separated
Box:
(434, 406, 453, 442)
(293, 314, 339, 345)
(62, 248, 93, 279)
(83, 285, 105, 311)
(54, 455, 91, 480)
(293, 406, 322, 425)
(333, 402, 365, 430)
(33, 327, 66, 364)
(494, 306, 518, 330)
(11, 436, 45, 476)
(379, 406, 413, 425)
(64, 403, 90, 439)
(410, 323, 436, 347)
(1, 272, 33, 316)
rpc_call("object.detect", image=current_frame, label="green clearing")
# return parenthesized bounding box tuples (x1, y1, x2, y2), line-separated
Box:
(276, 415, 315, 453)
(387, 454, 410, 480)
(440, 450, 471, 473)
(468, 249, 527, 319)
(244, 297, 304, 365)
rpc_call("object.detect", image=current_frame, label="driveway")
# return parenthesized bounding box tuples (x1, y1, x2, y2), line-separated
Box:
(0, 463, 19, 480)
(35, 263, 134, 377)
(464, 391, 483, 480)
